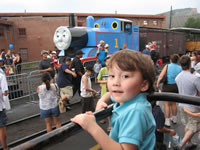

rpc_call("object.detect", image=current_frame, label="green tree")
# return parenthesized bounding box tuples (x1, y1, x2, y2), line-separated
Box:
(184, 17, 200, 29)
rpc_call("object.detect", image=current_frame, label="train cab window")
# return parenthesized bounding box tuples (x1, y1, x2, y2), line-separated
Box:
(121, 21, 132, 32)
(124, 22, 132, 32)
(112, 21, 118, 30)
(94, 23, 100, 28)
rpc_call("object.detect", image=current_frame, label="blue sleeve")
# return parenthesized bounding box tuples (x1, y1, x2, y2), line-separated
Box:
(118, 109, 150, 146)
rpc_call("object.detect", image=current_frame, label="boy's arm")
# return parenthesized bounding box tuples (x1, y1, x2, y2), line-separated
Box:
(184, 107, 200, 117)
(95, 48, 100, 58)
(65, 68, 77, 78)
(39, 67, 53, 73)
(97, 80, 107, 84)
(156, 64, 167, 89)
(71, 112, 137, 150)
(157, 128, 176, 136)
(95, 92, 112, 111)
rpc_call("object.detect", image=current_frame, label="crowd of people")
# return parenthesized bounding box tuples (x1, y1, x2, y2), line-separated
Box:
(0, 49, 22, 75)
(1, 40, 200, 150)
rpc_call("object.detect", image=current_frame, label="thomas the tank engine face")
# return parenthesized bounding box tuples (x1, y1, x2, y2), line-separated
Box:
(53, 26, 72, 50)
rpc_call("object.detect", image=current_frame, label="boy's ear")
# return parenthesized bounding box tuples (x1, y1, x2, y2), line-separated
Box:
(140, 80, 149, 92)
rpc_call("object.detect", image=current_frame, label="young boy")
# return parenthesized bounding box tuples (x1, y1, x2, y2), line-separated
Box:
(57, 57, 77, 112)
(72, 50, 156, 150)
(97, 56, 110, 97)
(151, 101, 176, 150)
(93, 59, 102, 83)
(80, 65, 97, 113)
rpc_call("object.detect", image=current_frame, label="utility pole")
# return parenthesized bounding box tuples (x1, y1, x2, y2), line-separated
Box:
(169, 5, 172, 29)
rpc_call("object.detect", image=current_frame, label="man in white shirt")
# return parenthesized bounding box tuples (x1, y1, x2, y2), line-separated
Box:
(175, 55, 200, 150)
(0, 58, 9, 150)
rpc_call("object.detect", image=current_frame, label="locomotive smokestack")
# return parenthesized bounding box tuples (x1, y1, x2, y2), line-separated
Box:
(69, 13, 75, 27)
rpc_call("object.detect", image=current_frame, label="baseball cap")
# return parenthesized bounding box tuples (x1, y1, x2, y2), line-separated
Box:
(41, 50, 48, 55)
(105, 44, 109, 48)
(146, 45, 150, 49)
(5, 54, 10, 57)
(0, 58, 4, 62)
(64, 57, 71, 62)
(85, 65, 94, 72)
(104, 55, 111, 61)
(51, 51, 57, 54)
(194, 62, 200, 74)
(76, 50, 85, 55)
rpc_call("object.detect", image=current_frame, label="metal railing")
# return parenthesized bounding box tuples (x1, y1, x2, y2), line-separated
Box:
(27, 70, 41, 102)
(15, 61, 40, 74)
(6, 70, 41, 103)
(10, 92, 200, 150)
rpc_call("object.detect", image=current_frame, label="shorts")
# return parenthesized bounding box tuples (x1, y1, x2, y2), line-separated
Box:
(179, 107, 200, 133)
(162, 84, 178, 93)
(60, 86, 73, 100)
(0, 110, 7, 128)
(81, 97, 95, 113)
(40, 106, 60, 119)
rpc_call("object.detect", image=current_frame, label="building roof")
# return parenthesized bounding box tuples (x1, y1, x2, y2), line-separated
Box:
(0, 12, 165, 19)
(0, 19, 13, 25)
(170, 27, 200, 33)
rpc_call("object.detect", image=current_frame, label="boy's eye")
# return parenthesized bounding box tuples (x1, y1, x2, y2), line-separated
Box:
(108, 75, 114, 78)
(122, 75, 129, 79)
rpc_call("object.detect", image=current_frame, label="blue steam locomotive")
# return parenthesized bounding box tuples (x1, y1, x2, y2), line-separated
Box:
(53, 15, 139, 63)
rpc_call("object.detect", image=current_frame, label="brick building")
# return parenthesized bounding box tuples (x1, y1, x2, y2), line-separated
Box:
(0, 13, 165, 61)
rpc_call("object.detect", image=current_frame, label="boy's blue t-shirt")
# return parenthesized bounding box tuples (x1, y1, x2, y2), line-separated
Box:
(57, 63, 72, 88)
(110, 93, 156, 150)
(97, 50, 107, 66)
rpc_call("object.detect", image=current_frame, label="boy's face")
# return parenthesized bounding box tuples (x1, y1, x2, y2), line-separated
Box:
(42, 53, 48, 59)
(66, 61, 71, 65)
(107, 63, 148, 104)
(52, 53, 57, 57)
(86, 70, 92, 76)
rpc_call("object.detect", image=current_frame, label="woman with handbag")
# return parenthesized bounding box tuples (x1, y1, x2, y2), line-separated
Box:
(156, 54, 182, 127)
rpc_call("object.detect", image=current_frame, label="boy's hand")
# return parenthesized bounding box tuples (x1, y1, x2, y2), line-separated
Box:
(72, 72, 77, 78)
(92, 90, 97, 95)
(95, 100, 108, 111)
(71, 112, 97, 131)
(169, 129, 176, 136)
(47, 67, 53, 71)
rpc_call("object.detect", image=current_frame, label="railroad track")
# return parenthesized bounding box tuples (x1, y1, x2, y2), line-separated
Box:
(1, 101, 82, 150)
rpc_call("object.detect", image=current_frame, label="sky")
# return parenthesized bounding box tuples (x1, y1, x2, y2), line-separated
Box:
(0, 0, 200, 15)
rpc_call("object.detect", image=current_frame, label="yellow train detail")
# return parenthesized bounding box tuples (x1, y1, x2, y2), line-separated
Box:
(186, 41, 200, 51)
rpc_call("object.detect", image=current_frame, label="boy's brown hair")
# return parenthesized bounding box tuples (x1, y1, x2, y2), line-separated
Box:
(179, 55, 191, 70)
(107, 49, 155, 93)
